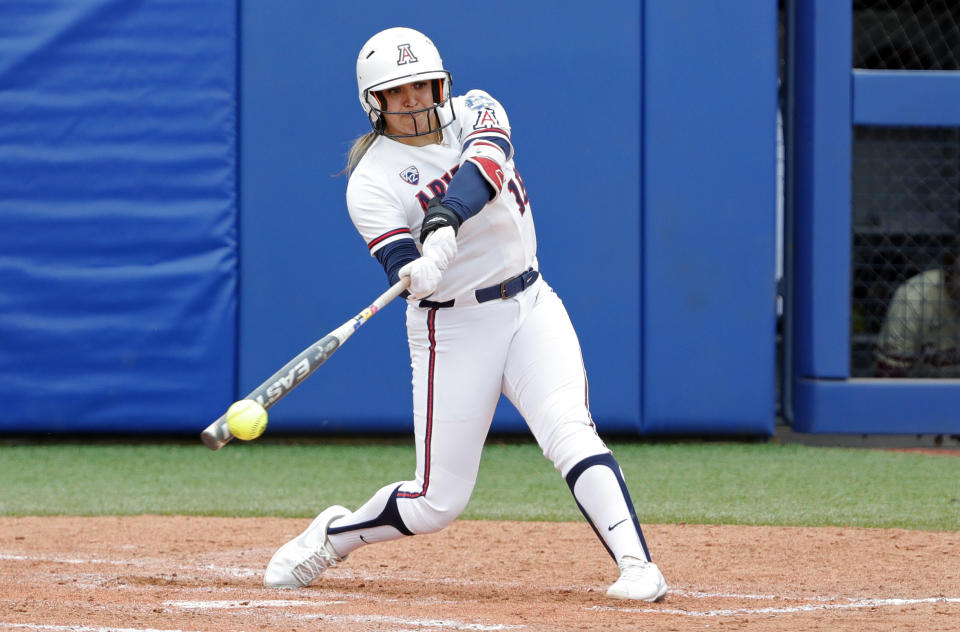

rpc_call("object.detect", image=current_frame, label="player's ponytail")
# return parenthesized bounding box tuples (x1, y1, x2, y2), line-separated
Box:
(344, 131, 378, 177)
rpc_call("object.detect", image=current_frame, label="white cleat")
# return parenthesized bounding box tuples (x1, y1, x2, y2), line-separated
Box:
(606, 556, 668, 602)
(264, 505, 350, 588)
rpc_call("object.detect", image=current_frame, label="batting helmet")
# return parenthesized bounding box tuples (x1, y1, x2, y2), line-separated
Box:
(356, 27, 454, 138)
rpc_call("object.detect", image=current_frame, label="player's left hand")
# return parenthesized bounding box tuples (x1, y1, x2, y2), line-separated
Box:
(398, 256, 442, 299)
(422, 226, 457, 272)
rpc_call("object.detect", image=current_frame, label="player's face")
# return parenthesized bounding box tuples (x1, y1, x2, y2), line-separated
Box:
(381, 80, 437, 143)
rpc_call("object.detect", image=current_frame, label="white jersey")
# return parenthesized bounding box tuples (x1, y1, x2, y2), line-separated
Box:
(347, 90, 538, 302)
(875, 268, 960, 377)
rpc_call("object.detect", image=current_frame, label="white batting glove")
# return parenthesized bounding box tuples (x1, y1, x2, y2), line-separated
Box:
(421, 226, 457, 272)
(398, 256, 442, 300)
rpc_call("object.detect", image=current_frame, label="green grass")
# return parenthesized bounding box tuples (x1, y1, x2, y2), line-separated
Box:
(0, 438, 957, 530)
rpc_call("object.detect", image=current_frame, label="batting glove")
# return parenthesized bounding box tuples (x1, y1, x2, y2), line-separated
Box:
(420, 196, 461, 244)
(398, 256, 442, 300)
(422, 226, 457, 272)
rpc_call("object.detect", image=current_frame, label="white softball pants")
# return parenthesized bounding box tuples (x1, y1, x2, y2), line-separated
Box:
(326, 277, 650, 564)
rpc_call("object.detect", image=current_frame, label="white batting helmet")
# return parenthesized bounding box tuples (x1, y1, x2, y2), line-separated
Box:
(356, 27, 454, 137)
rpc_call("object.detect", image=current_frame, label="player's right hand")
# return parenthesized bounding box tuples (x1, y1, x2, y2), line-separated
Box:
(422, 226, 457, 272)
(398, 257, 442, 299)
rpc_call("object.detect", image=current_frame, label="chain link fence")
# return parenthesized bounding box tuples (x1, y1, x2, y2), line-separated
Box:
(853, 0, 960, 70)
(850, 0, 960, 378)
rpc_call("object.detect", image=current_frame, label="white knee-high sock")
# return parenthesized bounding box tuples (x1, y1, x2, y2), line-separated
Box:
(565, 453, 652, 563)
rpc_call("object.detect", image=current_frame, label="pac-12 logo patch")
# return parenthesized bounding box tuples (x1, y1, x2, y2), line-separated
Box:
(397, 44, 418, 65)
(464, 94, 496, 110)
(399, 165, 420, 185)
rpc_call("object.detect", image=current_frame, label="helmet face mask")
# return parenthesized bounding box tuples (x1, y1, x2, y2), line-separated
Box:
(356, 28, 455, 139)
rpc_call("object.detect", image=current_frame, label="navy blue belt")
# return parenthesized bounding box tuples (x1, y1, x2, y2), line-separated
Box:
(419, 268, 539, 309)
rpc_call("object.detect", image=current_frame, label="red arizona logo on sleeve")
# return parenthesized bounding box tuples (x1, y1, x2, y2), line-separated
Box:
(473, 109, 499, 129)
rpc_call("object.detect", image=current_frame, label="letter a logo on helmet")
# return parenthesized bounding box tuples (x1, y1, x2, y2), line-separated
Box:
(397, 44, 418, 65)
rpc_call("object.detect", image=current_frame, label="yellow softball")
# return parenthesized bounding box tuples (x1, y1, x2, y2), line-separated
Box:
(226, 399, 268, 441)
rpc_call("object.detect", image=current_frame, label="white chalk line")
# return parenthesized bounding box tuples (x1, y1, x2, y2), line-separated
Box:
(592, 596, 960, 617)
(159, 599, 522, 630)
(293, 613, 523, 631)
(669, 588, 783, 600)
(0, 606, 518, 632)
(0, 624, 202, 632)
(0, 554, 131, 566)
(163, 599, 343, 609)
(0, 553, 257, 579)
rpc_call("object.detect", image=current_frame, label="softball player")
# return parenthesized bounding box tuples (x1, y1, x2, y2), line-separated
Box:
(264, 27, 668, 602)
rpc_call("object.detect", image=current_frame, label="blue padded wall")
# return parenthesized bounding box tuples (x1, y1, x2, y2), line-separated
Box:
(641, 1, 778, 435)
(240, 2, 643, 434)
(0, 1, 237, 432)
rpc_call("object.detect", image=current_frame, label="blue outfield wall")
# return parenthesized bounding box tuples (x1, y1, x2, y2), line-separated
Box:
(0, 1, 237, 432)
(5, 2, 953, 437)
